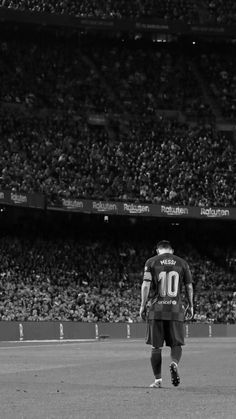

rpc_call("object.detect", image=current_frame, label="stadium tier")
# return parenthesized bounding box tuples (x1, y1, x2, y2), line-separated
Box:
(0, 30, 235, 207)
(1, 110, 235, 207)
(0, 235, 235, 323)
(1, 0, 235, 24)
(0, 0, 202, 22)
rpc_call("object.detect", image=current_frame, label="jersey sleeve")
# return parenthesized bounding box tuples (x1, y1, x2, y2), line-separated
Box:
(143, 258, 152, 282)
(183, 261, 193, 284)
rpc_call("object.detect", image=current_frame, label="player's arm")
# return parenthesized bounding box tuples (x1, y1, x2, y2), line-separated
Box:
(185, 283, 194, 320)
(141, 280, 151, 307)
(184, 262, 194, 320)
(139, 263, 152, 320)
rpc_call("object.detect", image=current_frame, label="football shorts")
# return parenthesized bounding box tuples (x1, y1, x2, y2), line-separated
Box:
(145, 319, 185, 347)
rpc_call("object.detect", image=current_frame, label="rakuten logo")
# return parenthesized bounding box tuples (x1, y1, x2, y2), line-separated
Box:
(161, 205, 188, 216)
(200, 208, 230, 218)
(93, 201, 118, 212)
(123, 203, 150, 214)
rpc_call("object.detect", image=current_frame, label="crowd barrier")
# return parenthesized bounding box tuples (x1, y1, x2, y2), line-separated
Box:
(0, 322, 236, 341)
(1, 189, 236, 221)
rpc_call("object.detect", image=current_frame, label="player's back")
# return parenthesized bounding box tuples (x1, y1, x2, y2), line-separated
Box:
(145, 253, 192, 321)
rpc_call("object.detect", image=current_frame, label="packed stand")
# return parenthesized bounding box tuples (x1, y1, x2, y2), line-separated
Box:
(2, 0, 236, 25)
(0, 0, 199, 22)
(0, 236, 235, 323)
(87, 41, 213, 118)
(0, 32, 235, 208)
(0, 235, 142, 322)
(0, 38, 115, 114)
(1, 109, 235, 207)
(0, 37, 213, 119)
(194, 292, 235, 323)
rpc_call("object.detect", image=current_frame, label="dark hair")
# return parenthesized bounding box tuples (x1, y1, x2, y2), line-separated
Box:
(156, 240, 172, 249)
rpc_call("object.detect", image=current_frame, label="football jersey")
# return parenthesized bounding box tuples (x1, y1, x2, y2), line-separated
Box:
(143, 252, 192, 322)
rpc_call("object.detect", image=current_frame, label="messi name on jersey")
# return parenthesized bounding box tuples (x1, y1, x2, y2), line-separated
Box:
(160, 259, 176, 265)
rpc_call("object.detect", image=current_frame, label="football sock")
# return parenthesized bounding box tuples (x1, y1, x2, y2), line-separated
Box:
(151, 347, 162, 379)
(170, 346, 182, 364)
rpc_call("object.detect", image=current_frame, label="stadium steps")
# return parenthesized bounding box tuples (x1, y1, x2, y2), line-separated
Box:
(190, 61, 222, 119)
(81, 54, 131, 142)
(82, 54, 129, 116)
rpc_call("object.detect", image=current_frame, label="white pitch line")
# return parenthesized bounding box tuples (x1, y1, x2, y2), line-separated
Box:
(0, 338, 145, 350)
(10, 339, 96, 343)
(0, 339, 96, 350)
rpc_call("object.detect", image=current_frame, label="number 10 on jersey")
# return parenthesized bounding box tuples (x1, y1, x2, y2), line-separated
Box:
(158, 271, 179, 297)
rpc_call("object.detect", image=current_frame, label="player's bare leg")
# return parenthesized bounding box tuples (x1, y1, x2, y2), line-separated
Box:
(149, 347, 162, 388)
(169, 346, 182, 386)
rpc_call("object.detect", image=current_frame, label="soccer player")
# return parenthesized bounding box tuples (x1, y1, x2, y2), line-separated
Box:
(139, 240, 193, 388)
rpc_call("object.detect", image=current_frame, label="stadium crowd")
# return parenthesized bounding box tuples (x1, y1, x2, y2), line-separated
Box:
(1, 109, 235, 207)
(1, 0, 236, 25)
(0, 236, 235, 323)
(89, 42, 213, 118)
(1, 32, 235, 121)
(0, 0, 200, 22)
(0, 20, 235, 327)
(0, 34, 235, 206)
(0, 38, 115, 114)
(0, 36, 216, 118)
(1, 32, 235, 119)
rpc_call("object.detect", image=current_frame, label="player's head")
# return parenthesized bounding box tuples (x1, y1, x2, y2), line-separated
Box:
(156, 240, 174, 255)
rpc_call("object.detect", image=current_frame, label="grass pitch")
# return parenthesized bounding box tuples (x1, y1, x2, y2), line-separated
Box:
(0, 338, 235, 419)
